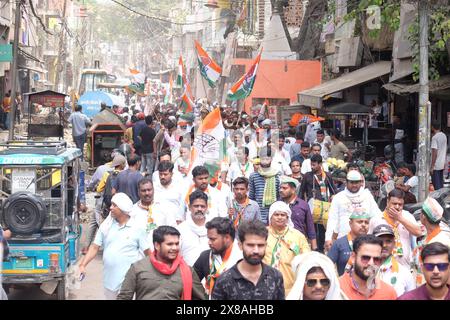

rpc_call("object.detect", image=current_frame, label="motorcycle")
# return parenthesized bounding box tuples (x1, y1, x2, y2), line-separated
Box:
(404, 187, 450, 230)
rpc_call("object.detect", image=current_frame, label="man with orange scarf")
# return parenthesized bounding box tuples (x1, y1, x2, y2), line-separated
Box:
(369, 188, 422, 267)
(193, 217, 242, 299)
(413, 197, 450, 286)
(117, 226, 205, 300)
(373, 224, 415, 296)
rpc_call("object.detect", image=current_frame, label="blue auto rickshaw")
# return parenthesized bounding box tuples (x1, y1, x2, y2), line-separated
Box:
(0, 141, 83, 299)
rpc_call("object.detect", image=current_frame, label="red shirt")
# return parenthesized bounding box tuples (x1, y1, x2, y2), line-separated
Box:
(339, 272, 397, 300)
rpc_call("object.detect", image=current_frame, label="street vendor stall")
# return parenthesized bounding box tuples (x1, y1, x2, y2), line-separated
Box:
(88, 108, 126, 168)
(24, 90, 66, 139)
(325, 102, 381, 197)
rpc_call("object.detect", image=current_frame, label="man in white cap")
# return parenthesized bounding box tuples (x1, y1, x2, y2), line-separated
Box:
(413, 197, 450, 286)
(78, 192, 150, 299)
(325, 170, 381, 252)
(263, 201, 311, 295)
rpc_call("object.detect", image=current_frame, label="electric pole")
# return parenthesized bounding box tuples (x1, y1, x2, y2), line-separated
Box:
(8, 0, 22, 141)
(417, 0, 430, 202)
(54, 0, 67, 92)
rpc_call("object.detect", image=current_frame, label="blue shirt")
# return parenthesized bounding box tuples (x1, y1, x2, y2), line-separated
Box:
(94, 217, 149, 291)
(327, 235, 351, 276)
(112, 169, 143, 203)
(68, 111, 91, 137)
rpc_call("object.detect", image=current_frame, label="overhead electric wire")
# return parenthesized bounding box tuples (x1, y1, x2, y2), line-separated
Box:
(110, 0, 233, 26)
(27, 0, 54, 35)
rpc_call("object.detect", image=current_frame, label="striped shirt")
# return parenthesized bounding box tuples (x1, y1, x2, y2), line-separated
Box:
(248, 172, 280, 224)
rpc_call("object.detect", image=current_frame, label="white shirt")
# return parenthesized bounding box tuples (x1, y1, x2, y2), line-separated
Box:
(227, 161, 254, 183)
(181, 186, 229, 223)
(378, 257, 416, 296)
(326, 188, 382, 241)
(284, 137, 296, 153)
(369, 210, 419, 267)
(212, 182, 233, 210)
(315, 136, 332, 160)
(405, 176, 419, 201)
(431, 131, 447, 170)
(301, 159, 329, 175)
(177, 220, 209, 266)
(130, 201, 178, 250)
(271, 152, 292, 176)
(153, 180, 186, 220)
(152, 169, 185, 186)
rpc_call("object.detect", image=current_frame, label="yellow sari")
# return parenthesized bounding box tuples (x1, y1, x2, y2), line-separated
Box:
(263, 226, 311, 295)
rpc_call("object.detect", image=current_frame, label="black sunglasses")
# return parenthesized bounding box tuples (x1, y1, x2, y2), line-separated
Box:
(306, 278, 331, 287)
(423, 263, 449, 272)
(360, 255, 382, 265)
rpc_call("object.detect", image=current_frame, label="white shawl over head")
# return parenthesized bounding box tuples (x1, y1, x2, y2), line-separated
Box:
(286, 251, 343, 300)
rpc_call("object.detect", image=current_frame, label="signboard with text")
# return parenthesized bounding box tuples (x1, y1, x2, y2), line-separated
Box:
(0, 44, 13, 62)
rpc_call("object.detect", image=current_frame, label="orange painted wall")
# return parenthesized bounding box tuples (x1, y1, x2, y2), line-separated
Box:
(232, 58, 322, 114)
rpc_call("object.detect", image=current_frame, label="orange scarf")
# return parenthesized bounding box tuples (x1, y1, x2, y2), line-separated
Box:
(149, 250, 193, 300)
(230, 197, 249, 229)
(344, 233, 354, 273)
(383, 211, 404, 257)
(205, 245, 233, 296)
(185, 185, 211, 208)
(380, 255, 399, 274)
(138, 202, 156, 232)
(414, 226, 441, 285)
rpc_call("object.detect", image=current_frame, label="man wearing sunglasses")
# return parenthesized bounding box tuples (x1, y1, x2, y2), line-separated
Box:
(373, 224, 416, 296)
(413, 197, 450, 286)
(339, 234, 397, 300)
(398, 242, 450, 300)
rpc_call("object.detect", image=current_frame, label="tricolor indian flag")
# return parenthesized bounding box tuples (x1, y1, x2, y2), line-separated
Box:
(179, 90, 195, 113)
(227, 50, 262, 101)
(188, 107, 226, 173)
(194, 41, 222, 88)
(127, 68, 146, 95)
(177, 56, 188, 88)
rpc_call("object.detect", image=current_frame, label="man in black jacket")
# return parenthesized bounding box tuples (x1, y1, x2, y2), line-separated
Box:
(298, 154, 337, 253)
(193, 217, 242, 299)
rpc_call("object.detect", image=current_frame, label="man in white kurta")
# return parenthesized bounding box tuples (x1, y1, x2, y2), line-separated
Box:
(130, 178, 178, 250)
(177, 190, 211, 266)
(181, 166, 228, 223)
(325, 171, 381, 251)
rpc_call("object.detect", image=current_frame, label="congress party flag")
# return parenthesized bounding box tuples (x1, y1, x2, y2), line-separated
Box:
(194, 41, 222, 88)
(227, 50, 262, 101)
(188, 107, 226, 173)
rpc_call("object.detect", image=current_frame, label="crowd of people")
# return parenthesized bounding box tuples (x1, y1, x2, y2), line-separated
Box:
(73, 102, 450, 301)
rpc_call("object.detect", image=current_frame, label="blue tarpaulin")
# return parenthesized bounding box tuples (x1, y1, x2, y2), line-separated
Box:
(77, 91, 125, 119)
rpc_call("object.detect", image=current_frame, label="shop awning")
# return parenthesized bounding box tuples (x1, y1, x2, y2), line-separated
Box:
(383, 75, 450, 95)
(298, 61, 392, 109)
(18, 65, 48, 74)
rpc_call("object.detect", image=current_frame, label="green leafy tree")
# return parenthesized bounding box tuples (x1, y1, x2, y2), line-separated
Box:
(328, 0, 450, 80)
